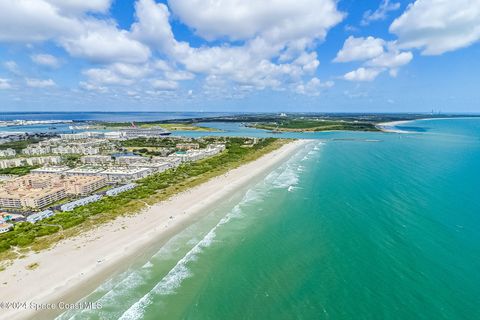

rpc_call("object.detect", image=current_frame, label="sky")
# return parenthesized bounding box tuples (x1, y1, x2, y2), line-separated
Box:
(0, 0, 479, 113)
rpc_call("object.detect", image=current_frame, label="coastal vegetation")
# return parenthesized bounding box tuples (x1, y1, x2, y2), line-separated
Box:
(0, 165, 40, 176)
(250, 119, 379, 132)
(98, 121, 218, 132)
(0, 138, 42, 152)
(0, 137, 287, 262)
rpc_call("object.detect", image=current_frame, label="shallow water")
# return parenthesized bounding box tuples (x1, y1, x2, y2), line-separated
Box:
(57, 118, 480, 320)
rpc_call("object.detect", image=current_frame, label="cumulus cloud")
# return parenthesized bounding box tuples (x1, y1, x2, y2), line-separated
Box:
(0, 0, 345, 96)
(150, 79, 179, 90)
(60, 20, 151, 64)
(334, 36, 385, 62)
(335, 36, 412, 81)
(167, 0, 344, 43)
(31, 54, 61, 68)
(343, 68, 381, 82)
(26, 78, 56, 88)
(390, 0, 480, 55)
(0, 79, 12, 89)
(361, 0, 400, 26)
(294, 78, 334, 96)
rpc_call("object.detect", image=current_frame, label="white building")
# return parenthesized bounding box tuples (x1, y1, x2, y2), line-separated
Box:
(51, 145, 100, 155)
(0, 156, 62, 169)
(22, 145, 51, 156)
(106, 183, 137, 196)
(101, 167, 151, 183)
(0, 148, 16, 158)
(60, 132, 104, 140)
(61, 194, 102, 212)
(0, 222, 13, 233)
(26, 210, 54, 223)
(31, 166, 69, 174)
(115, 155, 148, 165)
(64, 167, 105, 177)
(81, 155, 113, 165)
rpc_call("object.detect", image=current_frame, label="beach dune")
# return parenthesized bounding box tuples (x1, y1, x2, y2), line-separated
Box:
(0, 139, 306, 320)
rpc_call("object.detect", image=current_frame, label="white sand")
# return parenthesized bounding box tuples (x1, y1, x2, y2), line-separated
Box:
(376, 120, 413, 133)
(0, 139, 307, 320)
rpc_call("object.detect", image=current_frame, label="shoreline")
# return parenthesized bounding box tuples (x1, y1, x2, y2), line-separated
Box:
(376, 120, 415, 133)
(0, 139, 308, 320)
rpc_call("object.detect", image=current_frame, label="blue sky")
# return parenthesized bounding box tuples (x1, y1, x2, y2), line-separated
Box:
(0, 0, 479, 113)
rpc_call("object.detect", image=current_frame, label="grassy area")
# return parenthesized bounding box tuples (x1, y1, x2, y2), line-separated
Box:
(0, 165, 40, 176)
(0, 138, 42, 152)
(252, 119, 380, 132)
(0, 137, 288, 262)
(100, 122, 218, 132)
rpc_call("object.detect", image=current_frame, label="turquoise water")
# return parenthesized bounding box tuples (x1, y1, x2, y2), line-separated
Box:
(57, 119, 480, 320)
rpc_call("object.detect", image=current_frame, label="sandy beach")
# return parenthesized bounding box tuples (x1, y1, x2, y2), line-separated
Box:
(0, 139, 307, 320)
(376, 120, 413, 133)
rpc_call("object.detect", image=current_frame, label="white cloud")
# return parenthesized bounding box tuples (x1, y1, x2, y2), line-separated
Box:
(334, 36, 385, 62)
(0, 0, 344, 96)
(31, 54, 61, 68)
(294, 77, 334, 96)
(45, 0, 112, 14)
(150, 79, 179, 90)
(335, 36, 412, 81)
(3, 61, 20, 74)
(26, 78, 56, 88)
(390, 0, 480, 55)
(0, 0, 81, 42)
(60, 21, 151, 64)
(0, 79, 12, 89)
(168, 0, 344, 43)
(343, 67, 382, 82)
(361, 0, 400, 26)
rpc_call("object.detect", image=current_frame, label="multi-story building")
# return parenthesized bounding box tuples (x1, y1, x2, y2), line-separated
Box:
(31, 166, 69, 174)
(64, 167, 105, 177)
(51, 145, 100, 155)
(115, 155, 148, 165)
(22, 145, 51, 156)
(0, 184, 66, 209)
(0, 148, 16, 158)
(176, 143, 199, 150)
(26, 210, 54, 223)
(0, 173, 106, 209)
(0, 156, 62, 169)
(81, 155, 113, 165)
(63, 175, 106, 196)
(59, 132, 104, 140)
(101, 167, 151, 183)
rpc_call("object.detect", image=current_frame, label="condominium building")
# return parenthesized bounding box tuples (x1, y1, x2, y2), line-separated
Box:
(176, 143, 200, 150)
(0, 184, 66, 209)
(81, 155, 113, 165)
(26, 210, 54, 224)
(64, 167, 105, 177)
(31, 166, 69, 174)
(115, 155, 148, 165)
(101, 167, 151, 183)
(63, 175, 106, 196)
(51, 145, 100, 155)
(59, 132, 104, 140)
(0, 173, 106, 209)
(22, 145, 51, 156)
(0, 156, 62, 169)
(0, 148, 16, 158)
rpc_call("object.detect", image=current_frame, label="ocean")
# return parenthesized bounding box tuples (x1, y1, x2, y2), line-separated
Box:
(53, 118, 480, 320)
